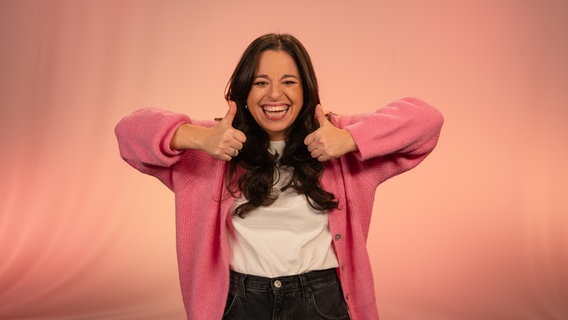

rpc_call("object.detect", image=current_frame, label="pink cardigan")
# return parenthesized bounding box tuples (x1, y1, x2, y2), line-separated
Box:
(115, 97, 443, 320)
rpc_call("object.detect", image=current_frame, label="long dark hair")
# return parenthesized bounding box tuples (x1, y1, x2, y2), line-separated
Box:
(224, 33, 338, 217)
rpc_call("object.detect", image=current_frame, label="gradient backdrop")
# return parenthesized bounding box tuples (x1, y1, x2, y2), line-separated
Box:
(1, 0, 567, 319)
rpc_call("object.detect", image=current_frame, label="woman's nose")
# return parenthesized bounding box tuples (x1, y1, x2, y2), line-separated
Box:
(268, 84, 283, 99)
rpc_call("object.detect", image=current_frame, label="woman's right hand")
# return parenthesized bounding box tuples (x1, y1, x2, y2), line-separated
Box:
(170, 101, 247, 161)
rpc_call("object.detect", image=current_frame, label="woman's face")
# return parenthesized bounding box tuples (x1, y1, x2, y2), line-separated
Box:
(246, 50, 304, 141)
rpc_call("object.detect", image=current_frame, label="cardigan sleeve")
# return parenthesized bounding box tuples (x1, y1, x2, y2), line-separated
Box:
(114, 107, 214, 189)
(336, 97, 444, 183)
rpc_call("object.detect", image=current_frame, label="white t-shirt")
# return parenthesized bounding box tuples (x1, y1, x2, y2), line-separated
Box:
(228, 141, 339, 277)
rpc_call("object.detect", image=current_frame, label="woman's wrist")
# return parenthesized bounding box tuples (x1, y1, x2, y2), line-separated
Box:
(170, 123, 206, 151)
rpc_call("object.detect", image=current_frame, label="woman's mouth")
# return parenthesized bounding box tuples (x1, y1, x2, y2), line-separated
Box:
(262, 105, 290, 120)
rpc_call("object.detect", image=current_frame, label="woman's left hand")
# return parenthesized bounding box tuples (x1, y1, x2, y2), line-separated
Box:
(304, 105, 358, 161)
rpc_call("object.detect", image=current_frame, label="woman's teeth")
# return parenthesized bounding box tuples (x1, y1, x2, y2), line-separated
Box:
(263, 105, 288, 112)
(262, 105, 289, 119)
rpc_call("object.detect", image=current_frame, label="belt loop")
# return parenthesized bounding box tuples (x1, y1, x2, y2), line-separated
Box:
(239, 273, 248, 301)
(298, 273, 310, 301)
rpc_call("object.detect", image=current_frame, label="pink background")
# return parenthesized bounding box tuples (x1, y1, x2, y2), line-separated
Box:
(1, 0, 567, 319)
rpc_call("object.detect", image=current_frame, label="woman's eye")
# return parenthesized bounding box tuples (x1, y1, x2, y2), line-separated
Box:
(283, 81, 297, 86)
(253, 81, 269, 87)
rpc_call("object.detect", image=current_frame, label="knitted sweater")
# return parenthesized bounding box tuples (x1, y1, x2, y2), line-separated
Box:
(115, 97, 443, 320)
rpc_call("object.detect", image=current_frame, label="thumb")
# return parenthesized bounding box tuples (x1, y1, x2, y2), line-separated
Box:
(314, 104, 327, 127)
(223, 101, 238, 126)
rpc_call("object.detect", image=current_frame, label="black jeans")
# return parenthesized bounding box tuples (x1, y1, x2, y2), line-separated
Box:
(223, 268, 350, 320)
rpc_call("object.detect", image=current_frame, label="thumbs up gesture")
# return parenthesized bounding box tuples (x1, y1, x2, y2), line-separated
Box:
(304, 105, 357, 162)
(170, 101, 246, 161)
(204, 101, 247, 161)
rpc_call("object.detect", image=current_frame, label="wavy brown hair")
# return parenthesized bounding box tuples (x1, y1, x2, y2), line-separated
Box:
(224, 33, 338, 218)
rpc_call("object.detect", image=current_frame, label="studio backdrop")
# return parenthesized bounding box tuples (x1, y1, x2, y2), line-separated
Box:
(1, 0, 567, 319)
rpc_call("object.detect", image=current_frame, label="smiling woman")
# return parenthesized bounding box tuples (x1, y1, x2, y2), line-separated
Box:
(223, 34, 346, 221)
(114, 33, 444, 320)
(246, 50, 304, 140)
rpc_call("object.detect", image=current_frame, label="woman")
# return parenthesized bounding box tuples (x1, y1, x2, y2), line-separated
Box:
(115, 33, 443, 320)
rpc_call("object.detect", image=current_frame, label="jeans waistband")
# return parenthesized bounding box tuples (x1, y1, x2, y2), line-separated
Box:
(229, 268, 338, 295)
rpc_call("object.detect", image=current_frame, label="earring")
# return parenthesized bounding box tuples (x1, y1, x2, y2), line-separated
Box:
(245, 105, 249, 110)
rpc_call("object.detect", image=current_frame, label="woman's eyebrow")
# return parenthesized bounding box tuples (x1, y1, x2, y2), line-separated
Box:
(253, 74, 300, 80)
(281, 74, 300, 80)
